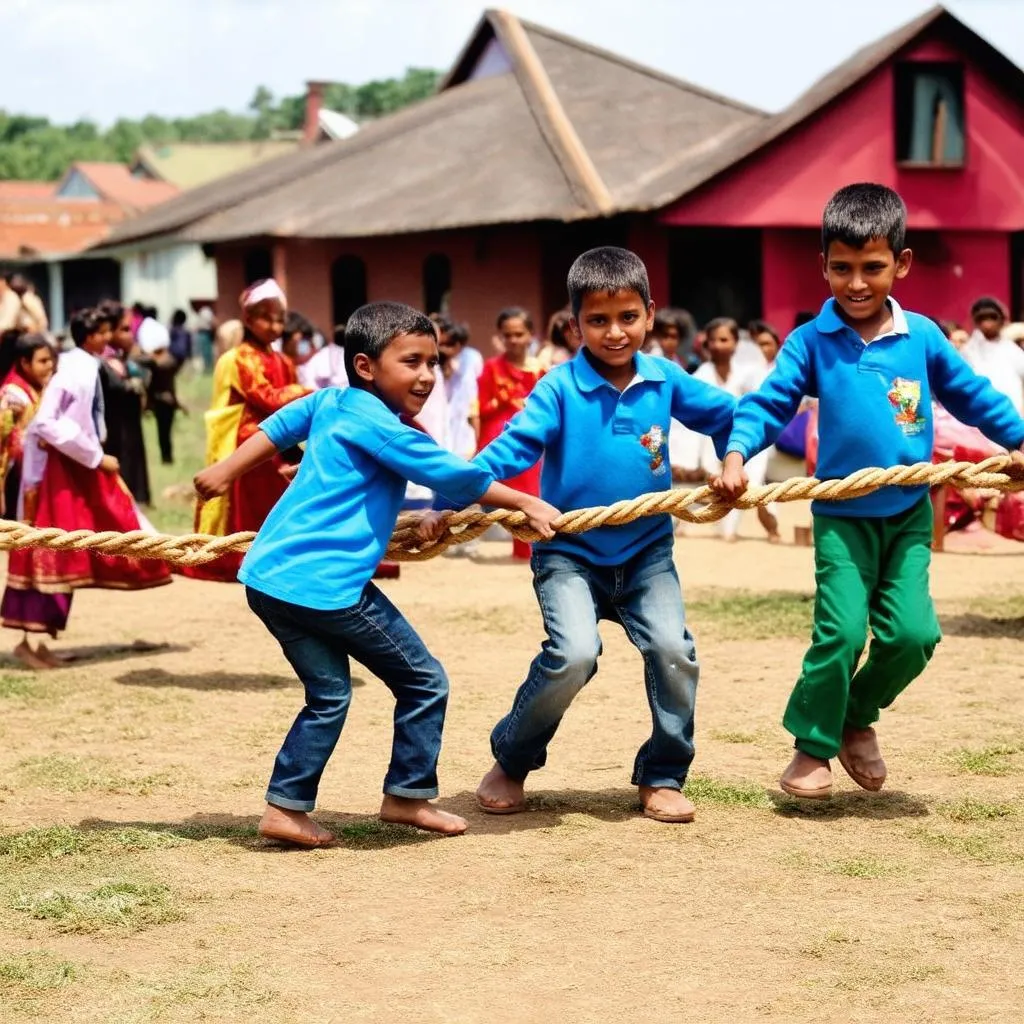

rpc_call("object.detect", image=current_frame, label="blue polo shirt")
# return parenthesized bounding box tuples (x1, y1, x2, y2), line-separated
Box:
(728, 298, 1024, 518)
(474, 350, 735, 565)
(238, 387, 494, 609)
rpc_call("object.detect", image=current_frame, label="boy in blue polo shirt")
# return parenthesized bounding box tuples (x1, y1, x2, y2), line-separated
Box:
(470, 246, 735, 824)
(714, 183, 1024, 800)
(194, 301, 560, 847)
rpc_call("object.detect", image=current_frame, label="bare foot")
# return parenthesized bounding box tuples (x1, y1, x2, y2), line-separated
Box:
(838, 726, 887, 791)
(639, 785, 696, 823)
(475, 761, 526, 814)
(258, 805, 335, 848)
(780, 751, 833, 800)
(766, 532, 782, 545)
(13, 640, 51, 671)
(722, 534, 739, 544)
(379, 795, 467, 835)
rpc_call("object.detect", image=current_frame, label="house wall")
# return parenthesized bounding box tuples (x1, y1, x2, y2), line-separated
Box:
(214, 225, 546, 349)
(121, 242, 218, 321)
(659, 36, 1024, 234)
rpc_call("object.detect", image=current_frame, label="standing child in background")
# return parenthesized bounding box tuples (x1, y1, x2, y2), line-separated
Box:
(187, 280, 308, 582)
(477, 307, 544, 560)
(136, 318, 183, 467)
(536, 309, 576, 372)
(299, 322, 348, 390)
(961, 296, 1024, 415)
(687, 318, 779, 542)
(438, 323, 480, 459)
(1, 309, 170, 669)
(0, 333, 55, 518)
(98, 302, 151, 503)
(470, 247, 736, 824)
(169, 310, 193, 367)
(714, 183, 1024, 800)
(194, 301, 560, 846)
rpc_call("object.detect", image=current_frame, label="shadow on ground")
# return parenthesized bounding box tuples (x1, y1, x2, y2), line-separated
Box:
(769, 789, 930, 820)
(938, 613, 1024, 640)
(439, 786, 642, 835)
(115, 668, 368, 692)
(0, 640, 189, 671)
(77, 809, 435, 853)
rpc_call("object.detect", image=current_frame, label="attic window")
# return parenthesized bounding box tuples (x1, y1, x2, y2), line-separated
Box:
(895, 62, 965, 167)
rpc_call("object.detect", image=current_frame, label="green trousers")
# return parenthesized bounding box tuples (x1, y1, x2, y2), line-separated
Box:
(785, 497, 941, 760)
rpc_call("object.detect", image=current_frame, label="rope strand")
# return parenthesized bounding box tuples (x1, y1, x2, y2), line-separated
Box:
(0, 457, 1019, 566)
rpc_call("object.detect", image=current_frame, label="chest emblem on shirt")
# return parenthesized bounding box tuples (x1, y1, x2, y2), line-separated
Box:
(639, 425, 667, 475)
(887, 377, 927, 435)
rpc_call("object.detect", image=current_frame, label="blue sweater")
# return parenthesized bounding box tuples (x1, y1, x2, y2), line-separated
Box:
(727, 298, 1024, 518)
(239, 388, 494, 609)
(474, 350, 736, 564)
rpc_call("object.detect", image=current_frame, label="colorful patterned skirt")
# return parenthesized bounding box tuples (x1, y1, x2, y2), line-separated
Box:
(1, 453, 171, 636)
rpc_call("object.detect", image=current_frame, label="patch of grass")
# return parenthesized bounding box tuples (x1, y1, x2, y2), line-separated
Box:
(0, 824, 186, 864)
(12, 881, 183, 933)
(0, 950, 77, 991)
(821, 856, 895, 879)
(0, 674, 47, 700)
(15, 755, 178, 796)
(936, 798, 1017, 823)
(948, 744, 1021, 777)
(685, 776, 772, 809)
(909, 827, 1006, 864)
(334, 820, 432, 849)
(689, 589, 814, 640)
(708, 729, 761, 744)
(122, 962, 276, 1020)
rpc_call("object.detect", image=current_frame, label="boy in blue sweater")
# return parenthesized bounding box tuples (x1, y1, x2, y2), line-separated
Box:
(194, 302, 560, 847)
(470, 247, 736, 823)
(714, 183, 1024, 800)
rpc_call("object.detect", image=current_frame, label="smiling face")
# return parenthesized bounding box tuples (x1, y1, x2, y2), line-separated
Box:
(352, 331, 438, 418)
(821, 237, 912, 335)
(571, 289, 654, 388)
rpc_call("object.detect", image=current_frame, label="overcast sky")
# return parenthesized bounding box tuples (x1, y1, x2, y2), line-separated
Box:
(1, 0, 1021, 124)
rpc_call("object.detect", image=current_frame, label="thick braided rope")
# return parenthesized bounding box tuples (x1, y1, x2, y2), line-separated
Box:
(0, 457, 1019, 566)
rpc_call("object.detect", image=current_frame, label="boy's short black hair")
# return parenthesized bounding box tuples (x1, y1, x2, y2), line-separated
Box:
(822, 183, 907, 256)
(172, 309, 188, 327)
(344, 301, 437, 384)
(69, 308, 103, 347)
(567, 246, 651, 318)
(970, 296, 1006, 321)
(96, 299, 124, 327)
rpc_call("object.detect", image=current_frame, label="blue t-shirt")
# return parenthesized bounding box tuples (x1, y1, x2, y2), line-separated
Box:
(727, 298, 1024, 518)
(474, 350, 735, 565)
(238, 387, 495, 609)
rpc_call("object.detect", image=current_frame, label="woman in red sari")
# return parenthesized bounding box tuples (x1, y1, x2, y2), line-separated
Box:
(185, 280, 308, 582)
(477, 307, 543, 560)
(1, 312, 170, 669)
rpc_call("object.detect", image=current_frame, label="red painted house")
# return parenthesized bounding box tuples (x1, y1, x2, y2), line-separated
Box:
(102, 5, 1024, 343)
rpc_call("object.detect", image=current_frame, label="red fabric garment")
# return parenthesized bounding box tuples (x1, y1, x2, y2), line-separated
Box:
(183, 340, 308, 582)
(3, 452, 170, 618)
(477, 356, 542, 561)
(476, 355, 542, 497)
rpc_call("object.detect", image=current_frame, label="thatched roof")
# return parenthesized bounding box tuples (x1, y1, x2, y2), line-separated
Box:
(100, 8, 762, 247)
(99, 4, 1016, 248)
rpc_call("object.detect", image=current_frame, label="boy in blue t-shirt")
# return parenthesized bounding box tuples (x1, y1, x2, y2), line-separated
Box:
(194, 301, 560, 847)
(714, 183, 1024, 800)
(469, 247, 736, 823)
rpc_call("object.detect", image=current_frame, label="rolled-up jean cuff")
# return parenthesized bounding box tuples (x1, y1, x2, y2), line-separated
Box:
(493, 751, 532, 783)
(265, 791, 316, 812)
(383, 784, 439, 800)
(632, 773, 684, 790)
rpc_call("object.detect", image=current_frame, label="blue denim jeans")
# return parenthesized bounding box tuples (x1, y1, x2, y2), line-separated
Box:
(246, 584, 450, 811)
(490, 536, 699, 790)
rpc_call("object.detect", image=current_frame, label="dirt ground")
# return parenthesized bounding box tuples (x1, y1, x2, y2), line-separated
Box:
(0, 504, 1021, 1024)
